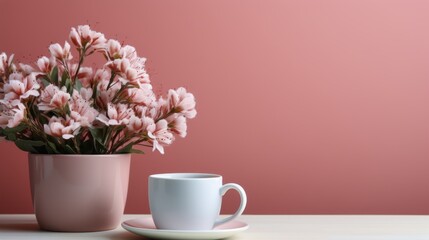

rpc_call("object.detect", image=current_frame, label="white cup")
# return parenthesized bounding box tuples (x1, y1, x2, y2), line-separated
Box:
(148, 173, 247, 230)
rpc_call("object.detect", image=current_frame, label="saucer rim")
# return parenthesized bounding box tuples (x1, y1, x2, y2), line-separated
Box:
(121, 216, 249, 233)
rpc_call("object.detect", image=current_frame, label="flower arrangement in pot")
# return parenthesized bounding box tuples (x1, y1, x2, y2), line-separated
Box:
(0, 25, 196, 232)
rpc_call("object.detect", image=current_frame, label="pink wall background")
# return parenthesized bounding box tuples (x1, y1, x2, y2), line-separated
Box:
(1, 0, 429, 214)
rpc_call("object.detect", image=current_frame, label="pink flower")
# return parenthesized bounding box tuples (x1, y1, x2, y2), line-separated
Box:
(96, 77, 121, 109)
(8, 72, 23, 80)
(169, 115, 187, 138)
(38, 86, 70, 111)
(8, 103, 25, 128)
(0, 114, 9, 128)
(70, 89, 98, 127)
(168, 87, 197, 118)
(106, 57, 150, 87)
(122, 67, 138, 84)
(51, 91, 70, 107)
(0, 93, 4, 110)
(105, 39, 122, 59)
(70, 25, 106, 49)
(0, 52, 15, 77)
(93, 69, 110, 85)
(127, 115, 155, 133)
(96, 103, 134, 126)
(153, 97, 170, 120)
(106, 58, 130, 73)
(127, 87, 155, 106)
(134, 105, 157, 119)
(104, 45, 149, 86)
(37, 56, 56, 73)
(69, 27, 82, 48)
(43, 116, 80, 139)
(18, 63, 34, 76)
(0, 103, 26, 129)
(74, 66, 93, 87)
(127, 115, 142, 132)
(71, 88, 93, 103)
(76, 87, 93, 101)
(119, 45, 138, 61)
(3, 73, 40, 105)
(0, 53, 8, 75)
(66, 64, 93, 86)
(130, 57, 150, 85)
(38, 85, 59, 109)
(149, 119, 174, 154)
(49, 41, 72, 61)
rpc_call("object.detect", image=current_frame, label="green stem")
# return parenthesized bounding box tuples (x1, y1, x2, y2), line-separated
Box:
(111, 84, 128, 103)
(73, 47, 87, 87)
(109, 133, 135, 154)
(106, 71, 116, 90)
(73, 137, 80, 154)
(110, 133, 150, 154)
(24, 118, 54, 148)
(109, 128, 122, 150)
(136, 143, 152, 148)
(156, 108, 177, 123)
(61, 60, 71, 85)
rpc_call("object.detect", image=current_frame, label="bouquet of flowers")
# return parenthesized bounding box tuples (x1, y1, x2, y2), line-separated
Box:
(0, 25, 196, 154)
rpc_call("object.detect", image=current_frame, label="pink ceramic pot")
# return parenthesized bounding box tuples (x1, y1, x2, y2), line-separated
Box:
(28, 154, 131, 232)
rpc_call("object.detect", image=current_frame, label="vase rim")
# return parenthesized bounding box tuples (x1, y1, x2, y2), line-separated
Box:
(28, 153, 131, 157)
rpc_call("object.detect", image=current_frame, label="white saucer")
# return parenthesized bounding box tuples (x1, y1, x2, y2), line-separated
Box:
(121, 217, 249, 240)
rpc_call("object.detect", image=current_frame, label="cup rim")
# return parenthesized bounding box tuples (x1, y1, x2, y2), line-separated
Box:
(149, 173, 222, 180)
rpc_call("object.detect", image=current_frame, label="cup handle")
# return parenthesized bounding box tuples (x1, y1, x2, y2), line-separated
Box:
(214, 183, 247, 227)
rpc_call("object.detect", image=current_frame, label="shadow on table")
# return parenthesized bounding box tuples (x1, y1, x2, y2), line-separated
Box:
(106, 231, 150, 240)
(0, 218, 40, 232)
(105, 231, 241, 240)
(0, 220, 144, 239)
(0, 220, 146, 239)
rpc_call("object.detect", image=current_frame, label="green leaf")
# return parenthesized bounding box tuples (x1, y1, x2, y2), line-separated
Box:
(47, 141, 60, 154)
(29, 102, 42, 122)
(42, 78, 51, 87)
(80, 140, 95, 154)
(92, 85, 98, 99)
(115, 143, 144, 154)
(116, 143, 132, 153)
(61, 70, 68, 87)
(14, 139, 45, 153)
(89, 127, 103, 141)
(3, 124, 28, 141)
(33, 145, 49, 154)
(130, 148, 145, 154)
(64, 103, 71, 115)
(89, 127, 107, 153)
(3, 124, 27, 134)
(64, 144, 76, 154)
(75, 79, 82, 91)
(65, 78, 72, 93)
(50, 66, 59, 85)
(6, 132, 17, 141)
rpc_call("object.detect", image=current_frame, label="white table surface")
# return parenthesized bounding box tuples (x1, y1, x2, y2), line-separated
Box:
(1, 214, 429, 240)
